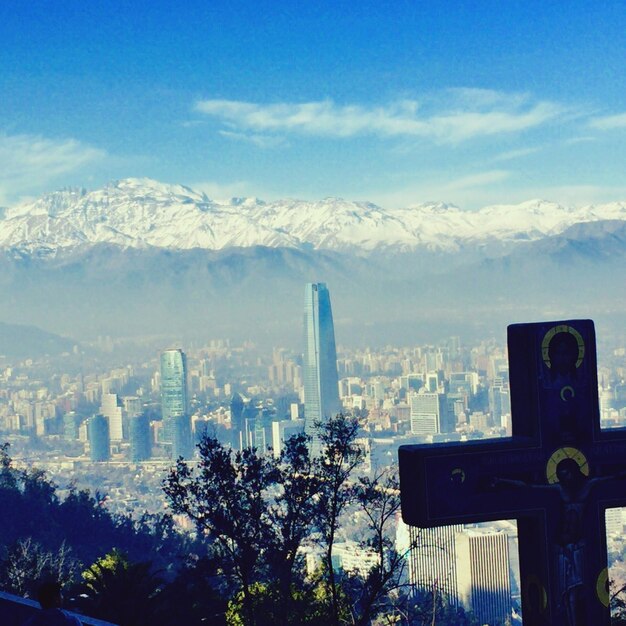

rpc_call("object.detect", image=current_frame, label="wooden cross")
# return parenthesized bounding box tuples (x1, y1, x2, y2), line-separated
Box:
(399, 319, 626, 625)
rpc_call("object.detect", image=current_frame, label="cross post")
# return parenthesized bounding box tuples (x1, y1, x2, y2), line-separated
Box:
(399, 319, 626, 626)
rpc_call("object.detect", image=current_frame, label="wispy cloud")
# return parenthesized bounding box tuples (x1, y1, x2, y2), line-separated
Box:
(446, 170, 511, 189)
(377, 180, 626, 210)
(0, 133, 104, 205)
(492, 147, 540, 162)
(527, 184, 626, 206)
(180, 119, 207, 128)
(446, 88, 530, 109)
(564, 136, 596, 145)
(365, 169, 513, 209)
(195, 91, 565, 144)
(589, 112, 626, 130)
(219, 130, 287, 149)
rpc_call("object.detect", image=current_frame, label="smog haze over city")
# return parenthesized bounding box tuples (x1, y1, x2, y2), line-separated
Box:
(1, 2, 626, 625)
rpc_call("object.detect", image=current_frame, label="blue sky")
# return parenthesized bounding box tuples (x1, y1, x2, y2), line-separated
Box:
(1, 0, 625, 208)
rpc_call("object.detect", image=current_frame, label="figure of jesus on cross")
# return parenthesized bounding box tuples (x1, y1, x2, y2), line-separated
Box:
(399, 320, 626, 626)
(493, 450, 626, 625)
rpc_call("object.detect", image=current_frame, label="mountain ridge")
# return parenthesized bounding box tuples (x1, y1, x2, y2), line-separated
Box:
(2, 178, 625, 256)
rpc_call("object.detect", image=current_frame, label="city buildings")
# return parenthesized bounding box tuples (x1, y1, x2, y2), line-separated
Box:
(455, 529, 512, 625)
(4, 325, 626, 619)
(130, 414, 151, 462)
(409, 391, 454, 435)
(407, 524, 463, 605)
(406, 524, 513, 625)
(63, 411, 81, 440)
(271, 418, 305, 458)
(303, 282, 341, 454)
(331, 540, 379, 576)
(100, 393, 124, 441)
(88, 413, 111, 462)
(230, 392, 245, 450)
(160, 349, 192, 460)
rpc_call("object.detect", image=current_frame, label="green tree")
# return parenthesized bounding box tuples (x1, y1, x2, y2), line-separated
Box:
(388, 587, 478, 626)
(610, 579, 626, 625)
(163, 425, 344, 626)
(163, 416, 450, 626)
(0, 442, 189, 572)
(266, 432, 324, 624)
(0, 442, 17, 490)
(342, 468, 409, 625)
(0, 538, 80, 597)
(156, 555, 227, 625)
(164, 439, 277, 626)
(78, 548, 162, 626)
(313, 414, 364, 624)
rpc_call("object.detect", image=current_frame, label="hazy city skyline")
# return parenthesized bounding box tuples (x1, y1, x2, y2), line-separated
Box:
(3, 311, 626, 623)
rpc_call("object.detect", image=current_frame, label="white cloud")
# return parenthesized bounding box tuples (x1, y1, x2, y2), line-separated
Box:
(364, 170, 513, 209)
(491, 147, 540, 162)
(564, 136, 596, 145)
(527, 184, 626, 207)
(446, 170, 511, 190)
(446, 88, 521, 106)
(373, 178, 626, 211)
(218, 130, 287, 148)
(589, 112, 626, 130)
(0, 133, 104, 205)
(195, 92, 565, 144)
(180, 119, 207, 128)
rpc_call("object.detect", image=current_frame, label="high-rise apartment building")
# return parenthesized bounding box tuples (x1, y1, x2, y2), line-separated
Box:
(100, 393, 124, 441)
(63, 411, 81, 440)
(407, 525, 513, 624)
(409, 391, 454, 435)
(455, 529, 511, 625)
(489, 377, 511, 425)
(88, 414, 111, 462)
(130, 414, 151, 462)
(408, 524, 463, 604)
(303, 283, 341, 454)
(230, 392, 245, 450)
(160, 348, 193, 460)
(123, 396, 143, 418)
(271, 418, 306, 458)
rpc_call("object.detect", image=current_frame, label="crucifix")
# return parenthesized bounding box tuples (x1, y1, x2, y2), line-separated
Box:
(399, 319, 626, 625)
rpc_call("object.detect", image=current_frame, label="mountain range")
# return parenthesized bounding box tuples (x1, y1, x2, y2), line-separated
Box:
(2, 178, 626, 256)
(1, 178, 625, 347)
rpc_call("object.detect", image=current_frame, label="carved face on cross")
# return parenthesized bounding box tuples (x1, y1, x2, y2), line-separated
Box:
(556, 457, 583, 487)
(545, 328, 583, 379)
(399, 319, 626, 626)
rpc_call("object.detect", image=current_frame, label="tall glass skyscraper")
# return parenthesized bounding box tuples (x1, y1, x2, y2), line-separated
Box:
(160, 348, 193, 460)
(88, 414, 111, 462)
(130, 414, 152, 462)
(303, 282, 341, 454)
(230, 392, 245, 450)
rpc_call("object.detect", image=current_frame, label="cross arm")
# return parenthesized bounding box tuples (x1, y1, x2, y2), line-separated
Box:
(399, 436, 550, 527)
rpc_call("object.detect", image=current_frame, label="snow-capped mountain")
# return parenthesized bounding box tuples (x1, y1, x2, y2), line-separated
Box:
(2, 177, 625, 255)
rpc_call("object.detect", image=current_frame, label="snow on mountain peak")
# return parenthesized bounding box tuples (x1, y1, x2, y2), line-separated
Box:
(108, 177, 210, 203)
(229, 197, 266, 208)
(0, 179, 624, 255)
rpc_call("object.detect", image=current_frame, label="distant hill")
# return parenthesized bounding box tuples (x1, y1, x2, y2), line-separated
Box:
(0, 322, 76, 358)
